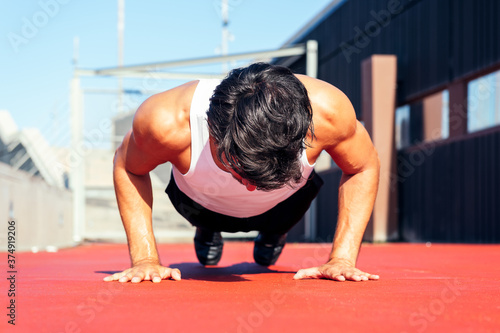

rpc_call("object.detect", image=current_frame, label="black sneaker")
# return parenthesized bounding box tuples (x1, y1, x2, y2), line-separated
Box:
(253, 233, 287, 266)
(194, 227, 223, 266)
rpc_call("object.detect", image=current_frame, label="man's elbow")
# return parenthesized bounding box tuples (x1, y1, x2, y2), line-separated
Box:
(360, 149, 380, 174)
(357, 150, 380, 179)
(367, 152, 381, 188)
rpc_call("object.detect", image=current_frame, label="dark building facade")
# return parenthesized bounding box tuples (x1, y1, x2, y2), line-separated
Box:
(279, 0, 500, 243)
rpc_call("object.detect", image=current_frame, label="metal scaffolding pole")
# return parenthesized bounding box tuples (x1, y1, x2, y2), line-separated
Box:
(70, 74, 85, 243)
(306, 40, 318, 79)
(117, 0, 125, 113)
(92, 44, 309, 76)
(304, 39, 319, 241)
(76, 69, 225, 80)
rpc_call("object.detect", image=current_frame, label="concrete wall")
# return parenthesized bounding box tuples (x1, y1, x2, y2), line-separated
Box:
(0, 162, 73, 252)
(83, 149, 194, 243)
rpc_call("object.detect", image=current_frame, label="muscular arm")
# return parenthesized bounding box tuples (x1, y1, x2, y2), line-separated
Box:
(294, 77, 380, 281)
(104, 83, 195, 283)
(104, 129, 180, 283)
(110, 129, 173, 279)
(327, 120, 380, 278)
(114, 131, 157, 265)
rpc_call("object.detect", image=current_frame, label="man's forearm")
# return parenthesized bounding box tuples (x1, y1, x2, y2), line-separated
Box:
(329, 166, 379, 265)
(113, 160, 159, 266)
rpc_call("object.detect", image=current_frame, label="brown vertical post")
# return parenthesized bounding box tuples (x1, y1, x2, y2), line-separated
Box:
(448, 81, 468, 138)
(423, 92, 444, 142)
(361, 55, 398, 242)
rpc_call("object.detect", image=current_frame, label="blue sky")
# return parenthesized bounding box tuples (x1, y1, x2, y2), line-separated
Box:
(0, 0, 333, 147)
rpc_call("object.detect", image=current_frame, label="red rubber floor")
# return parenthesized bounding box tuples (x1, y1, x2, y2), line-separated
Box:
(2, 242, 500, 333)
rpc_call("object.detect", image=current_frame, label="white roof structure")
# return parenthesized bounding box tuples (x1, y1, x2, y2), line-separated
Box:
(0, 110, 65, 188)
(0, 110, 19, 143)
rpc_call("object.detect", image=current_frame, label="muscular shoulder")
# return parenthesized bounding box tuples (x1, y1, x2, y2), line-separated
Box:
(132, 80, 198, 155)
(296, 74, 357, 149)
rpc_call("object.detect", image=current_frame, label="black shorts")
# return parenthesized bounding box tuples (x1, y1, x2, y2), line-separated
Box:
(165, 170, 324, 234)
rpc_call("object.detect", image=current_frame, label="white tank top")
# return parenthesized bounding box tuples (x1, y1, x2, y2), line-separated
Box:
(172, 79, 315, 218)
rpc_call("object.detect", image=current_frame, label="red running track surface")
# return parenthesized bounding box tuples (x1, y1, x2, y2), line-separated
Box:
(2, 242, 500, 333)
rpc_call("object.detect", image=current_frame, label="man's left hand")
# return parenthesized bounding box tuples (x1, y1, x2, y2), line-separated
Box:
(293, 258, 379, 282)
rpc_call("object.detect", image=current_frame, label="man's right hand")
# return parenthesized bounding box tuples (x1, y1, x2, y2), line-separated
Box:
(103, 262, 181, 283)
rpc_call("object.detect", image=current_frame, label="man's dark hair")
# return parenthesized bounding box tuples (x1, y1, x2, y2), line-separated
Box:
(207, 62, 314, 191)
